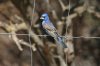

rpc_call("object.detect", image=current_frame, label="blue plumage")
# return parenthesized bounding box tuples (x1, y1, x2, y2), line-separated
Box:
(40, 13, 67, 48)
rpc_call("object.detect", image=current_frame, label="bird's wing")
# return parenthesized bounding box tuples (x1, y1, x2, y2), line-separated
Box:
(42, 21, 57, 32)
(42, 21, 59, 37)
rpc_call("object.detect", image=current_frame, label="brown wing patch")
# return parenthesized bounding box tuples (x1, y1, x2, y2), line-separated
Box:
(43, 24, 54, 31)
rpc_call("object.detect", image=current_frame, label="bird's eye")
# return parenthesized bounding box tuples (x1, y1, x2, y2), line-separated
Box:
(43, 16, 45, 18)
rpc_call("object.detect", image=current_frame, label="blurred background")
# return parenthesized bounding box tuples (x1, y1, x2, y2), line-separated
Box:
(0, 0, 100, 66)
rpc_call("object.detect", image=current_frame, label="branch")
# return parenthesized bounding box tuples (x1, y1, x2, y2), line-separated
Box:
(19, 40, 36, 51)
(0, 15, 44, 51)
(54, 55, 67, 66)
(58, 0, 68, 11)
(11, 31, 23, 51)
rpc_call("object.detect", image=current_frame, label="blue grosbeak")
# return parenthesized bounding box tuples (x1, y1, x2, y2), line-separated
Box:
(40, 13, 67, 48)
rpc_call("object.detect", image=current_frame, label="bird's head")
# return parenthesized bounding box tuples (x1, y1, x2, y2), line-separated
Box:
(40, 13, 49, 20)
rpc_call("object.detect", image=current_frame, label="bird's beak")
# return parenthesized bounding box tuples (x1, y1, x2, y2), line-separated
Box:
(40, 17, 44, 19)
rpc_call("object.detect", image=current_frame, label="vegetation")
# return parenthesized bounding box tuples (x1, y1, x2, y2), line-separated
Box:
(0, 0, 100, 66)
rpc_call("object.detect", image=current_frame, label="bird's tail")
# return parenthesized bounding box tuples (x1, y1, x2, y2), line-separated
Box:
(55, 37, 67, 48)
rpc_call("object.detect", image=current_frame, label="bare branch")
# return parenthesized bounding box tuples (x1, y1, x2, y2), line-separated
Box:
(11, 31, 23, 51)
(19, 40, 37, 51)
(58, 0, 68, 11)
(54, 55, 67, 66)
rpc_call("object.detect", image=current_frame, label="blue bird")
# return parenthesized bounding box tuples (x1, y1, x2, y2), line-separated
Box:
(40, 13, 67, 48)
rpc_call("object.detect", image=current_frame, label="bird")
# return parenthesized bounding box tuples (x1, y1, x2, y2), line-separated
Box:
(40, 13, 67, 48)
